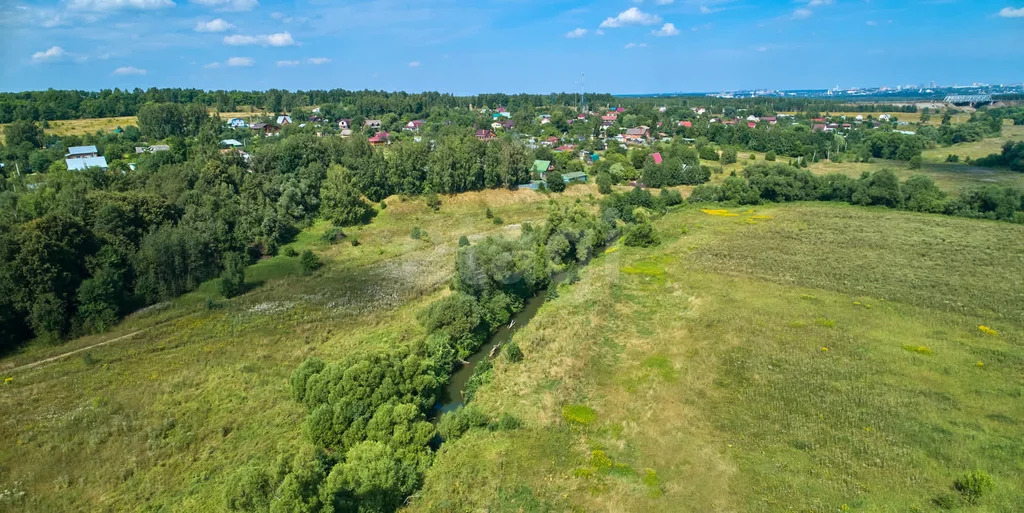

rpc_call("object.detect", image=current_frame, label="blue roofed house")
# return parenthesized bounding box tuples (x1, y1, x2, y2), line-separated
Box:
(228, 118, 248, 128)
(66, 145, 99, 159)
(66, 156, 108, 171)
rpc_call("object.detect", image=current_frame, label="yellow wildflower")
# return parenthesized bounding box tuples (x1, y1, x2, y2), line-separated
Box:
(978, 325, 999, 336)
(821, 347, 829, 352)
(976, 361, 985, 368)
(4, 376, 12, 384)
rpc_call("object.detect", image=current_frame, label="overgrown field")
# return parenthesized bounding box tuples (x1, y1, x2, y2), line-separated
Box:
(412, 203, 1024, 512)
(0, 188, 592, 512)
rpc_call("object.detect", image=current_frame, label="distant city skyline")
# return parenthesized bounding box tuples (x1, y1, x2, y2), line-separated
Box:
(1, 0, 1023, 94)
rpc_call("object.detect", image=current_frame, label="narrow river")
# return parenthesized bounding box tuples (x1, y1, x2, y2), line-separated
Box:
(429, 290, 548, 419)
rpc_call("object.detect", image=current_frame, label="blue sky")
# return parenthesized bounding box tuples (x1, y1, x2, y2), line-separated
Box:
(1, 0, 1022, 94)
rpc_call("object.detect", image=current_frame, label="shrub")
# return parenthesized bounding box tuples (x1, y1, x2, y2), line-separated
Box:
(909, 155, 923, 169)
(485, 207, 493, 218)
(721, 147, 738, 164)
(349, 237, 360, 247)
(299, 250, 321, 275)
(953, 470, 994, 504)
(623, 222, 660, 247)
(410, 226, 423, 240)
(463, 358, 494, 402)
(659, 188, 683, 207)
(437, 405, 489, 441)
(284, 247, 298, 257)
(547, 171, 566, 192)
(224, 465, 274, 512)
(218, 252, 247, 298)
(749, 153, 757, 160)
(504, 340, 523, 362)
(425, 191, 441, 211)
(319, 226, 345, 244)
(765, 151, 776, 161)
(458, 235, 470, 247)
(945, 154, 960, 163)
(492, 216, 504, 225)
(494, 413, 522, 430)
(596, 172, 613, 194)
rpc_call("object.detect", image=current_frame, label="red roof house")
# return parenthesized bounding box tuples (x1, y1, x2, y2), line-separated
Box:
(651, 152, 663, 164)
(368, 131, 390, 145)
(475, 129, 496, 140)
(679, 120, 692, 128)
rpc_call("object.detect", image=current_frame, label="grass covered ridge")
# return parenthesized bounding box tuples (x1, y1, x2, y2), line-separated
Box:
(411, 203, 1024, 512)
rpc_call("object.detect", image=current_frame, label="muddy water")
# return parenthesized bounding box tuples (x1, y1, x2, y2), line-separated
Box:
(430, 291, 547, 419)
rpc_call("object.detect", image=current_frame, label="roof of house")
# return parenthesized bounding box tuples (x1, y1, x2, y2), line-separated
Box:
(651, 152, 663, 164)
(221, 139, 243, 147)
(368, 131, 390, 142)
(67, 145, 98, 156)
(365, 119, 382, 125)
(561, 171, 588, 181)
(475, 130, 495, 138)
(624, 128, 647, 136)
(552, 144, 576, 152)
(66, 156, 108, 170)
(679, 120, 692, 127)
(134, 144, 170, 153)
(532, 160, 551, 173)
(276, 115, 292, 124)
(812, 124, 826, 132)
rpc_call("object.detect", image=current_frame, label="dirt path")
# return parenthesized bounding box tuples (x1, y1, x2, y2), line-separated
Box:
(2, 330, 145, 374)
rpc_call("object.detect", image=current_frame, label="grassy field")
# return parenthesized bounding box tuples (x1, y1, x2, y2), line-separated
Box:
(411, 203, 1024, 512)
(0, 187, 595, 512)
(0, 108, 274, 140)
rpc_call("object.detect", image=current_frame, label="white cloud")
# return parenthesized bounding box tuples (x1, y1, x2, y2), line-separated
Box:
(866, 20, 878, 26)
(566, 27, 587, 38)
(808, 0, 832, 6)
(757, 46, 768, 52)
(408, 61, 421, 68)
(276, 60, 300, 66)
(307, 57, 331, 65)
(226, 56, 253, 66)
(998, 6, 1024, 17)
(600, 7, 661, 28)
(699, 5, 714, 14)
(651, 22, 679, 36)
(113, 66, 146, 75)
(195, 18, 234, 32)
(624, 42, 648, 49)
(190, 0, 257, 11)
(32, 46, 66, 62)
(223, 32, 295, 46)
(67, 0, 174, 10)
(655, 0, 675, 4)
(595, 29, 605, 35)
(203, 61, 222, 69)
(792, 8, 812, 19)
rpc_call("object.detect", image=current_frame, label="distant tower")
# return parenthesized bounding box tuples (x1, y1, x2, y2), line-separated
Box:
(580, 72, 586, 113)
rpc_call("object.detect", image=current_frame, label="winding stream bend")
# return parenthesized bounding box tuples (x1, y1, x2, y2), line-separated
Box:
(429, 291, 548, 420)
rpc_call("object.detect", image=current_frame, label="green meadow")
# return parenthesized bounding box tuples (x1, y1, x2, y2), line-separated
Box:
(412, 203, 1023, 512)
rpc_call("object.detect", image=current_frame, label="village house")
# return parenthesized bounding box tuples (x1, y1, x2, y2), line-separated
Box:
(228, 118, 247, 128)
(276, 115, 292, 125)
(404, 120, 424, 131)
(66, 145, 99, 159)
(134, 145, 170, 154)
(220, 139, 243, 148)
(66, 155, 108, 171)
(679, 120, 692, 128)
(338, 119, 352, 130)
(623, 127, 648, 142)
(250, 123, 280, 136)
(364, 119, 382, 130)
(475, 129, 496, 141)
(601, 114, 617, 127)
(552, 144, 577, 153)
(339, 129, 353, 138)
(368, 131, 390, 146)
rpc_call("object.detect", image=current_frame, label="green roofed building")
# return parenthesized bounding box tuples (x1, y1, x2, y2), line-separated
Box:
(561, 171, 588, 183)
(532, 160, 552, 176)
